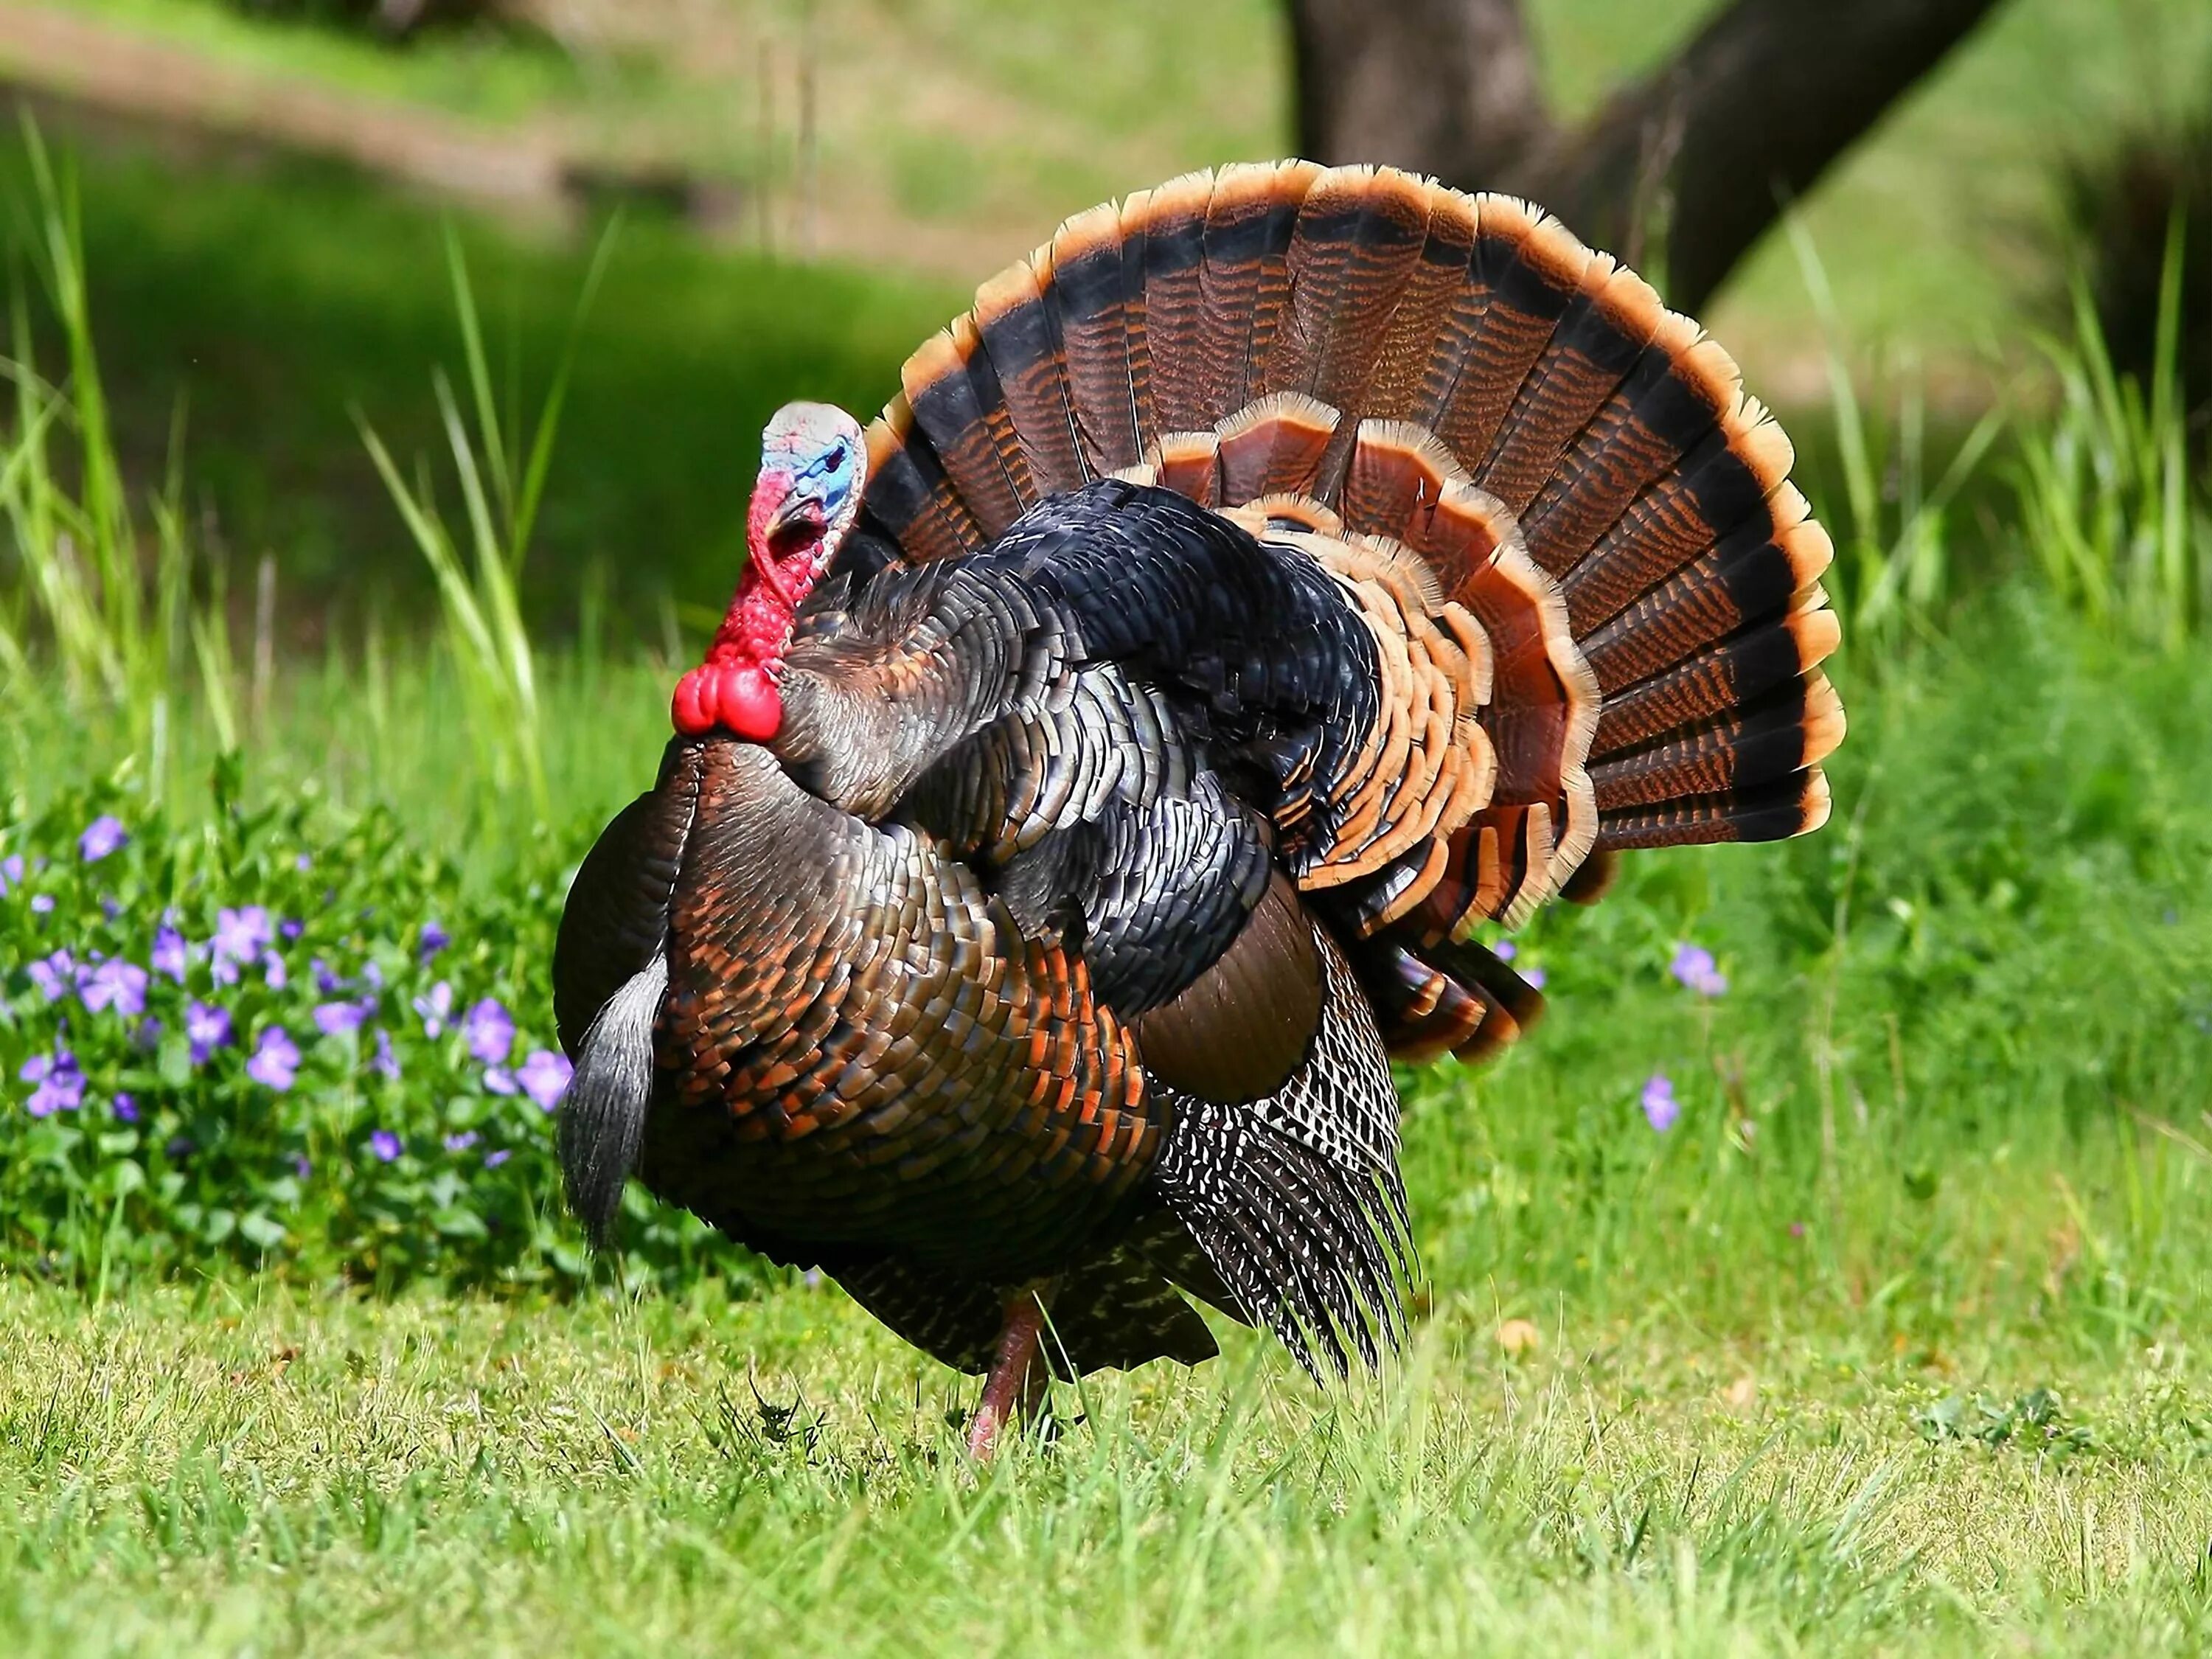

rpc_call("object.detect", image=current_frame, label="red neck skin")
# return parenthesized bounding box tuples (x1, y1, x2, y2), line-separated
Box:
(671, 476, 823, 742)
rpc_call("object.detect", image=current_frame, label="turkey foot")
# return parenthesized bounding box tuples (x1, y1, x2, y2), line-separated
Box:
(966, 1280, 1058, 1462)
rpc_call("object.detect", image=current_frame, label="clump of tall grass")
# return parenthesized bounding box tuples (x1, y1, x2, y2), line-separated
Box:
(2013, 214, 2211, 652)
(0, 125, 206, 796)
(1784, 211, 2005, 656)
(358, 223, 616, 824)
(2056, 85, 2212, 448)
(1787, 208, 2210, 655)
(0, 125, 621, 830)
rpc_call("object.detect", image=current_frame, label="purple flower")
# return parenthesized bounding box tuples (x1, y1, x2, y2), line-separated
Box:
(361, 960, 385, 990)
(1523, 967, 1547, 990)
(313, 999, 372, 1037)
(21, 1047, 86, 1116)
(1494, 939, 1517, 961)
(295, 853, 313, 872)
(419, 920, 451, 963)
(311, 957, 344, 994)
(186, 999, 235, 1064)
(1640, 1073, 1680, 1133)
(212, 905, 274, 975)
(484, 1148, 512, 1169)
(517, 1048, 573, 1112)
(369, 1130, 402, 1164)
(414, 981, 453, 1039)
(482, 1067, 518, 1095)
(0, 853, 22, 892)
(246, 1026, 302, 1091)
(1669, 942, 1728, 998)
(165, 1135, 194, 1161)
(80, 959, 149, 1019)
(293, 1154, 313, 1180)
(102, 896, 122, 921)
(112, 1093, 139, 1123)
(444, 1131, 479, 1153)
(463, 998, 515, 1066)
(29, 894, 54, 914)
(280, 918, 304, 941)
(259, 951, 288, 990)
(371, 1028, 402, 1080)
(133, 1016, 164, 1051)
(152, 926, 189, 983)
(78, 815, 128, 863)
(27, 949, 76, 1003)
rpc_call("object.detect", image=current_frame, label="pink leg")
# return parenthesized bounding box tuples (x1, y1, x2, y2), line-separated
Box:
(966, 1282, 1054, 1463)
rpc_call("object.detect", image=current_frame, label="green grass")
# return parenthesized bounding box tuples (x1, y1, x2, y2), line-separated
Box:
(0, 128, 959, 621)
(3, 1260, 2208, 1658)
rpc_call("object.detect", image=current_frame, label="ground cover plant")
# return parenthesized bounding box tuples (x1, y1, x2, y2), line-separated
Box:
(7, 133, 2212, 1654)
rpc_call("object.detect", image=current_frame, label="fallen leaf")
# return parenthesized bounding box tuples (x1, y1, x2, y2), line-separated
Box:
(1496, 1318, 1540, 1357)
(1722, 1374, 1757, 1411)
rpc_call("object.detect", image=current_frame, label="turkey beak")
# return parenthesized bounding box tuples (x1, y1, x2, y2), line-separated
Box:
(766, 487, 827, 545)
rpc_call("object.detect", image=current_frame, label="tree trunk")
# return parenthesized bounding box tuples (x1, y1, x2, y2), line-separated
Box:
(1289, 0, 2008, 314)
(1287, 0, 1548, 187)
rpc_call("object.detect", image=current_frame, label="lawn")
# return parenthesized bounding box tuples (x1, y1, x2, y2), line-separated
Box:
(2, 1251, 2208, 1658)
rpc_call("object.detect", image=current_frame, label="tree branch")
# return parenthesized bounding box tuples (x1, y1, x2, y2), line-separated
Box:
(1288, 0, 2010, 313)
(1526, 0, 2005, 310)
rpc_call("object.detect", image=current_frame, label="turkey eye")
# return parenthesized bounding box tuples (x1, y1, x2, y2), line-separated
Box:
(826, 442, 848, 470)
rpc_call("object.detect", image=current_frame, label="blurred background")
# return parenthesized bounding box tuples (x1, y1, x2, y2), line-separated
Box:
(2, 0, 2208, 634)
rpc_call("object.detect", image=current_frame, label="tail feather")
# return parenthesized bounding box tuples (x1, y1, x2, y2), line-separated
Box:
(1118, 188, 1161, 451)
(1590, 674, 1845, 812)
(1233, 160, 1320, 412)
(902, 321, 1029, 537)
(1591, 603, 1841, 759)
(1599, 769, 1832, 851)
(1351, 934, 1542, 1065)
(1580, 503, 1834, 692)
(973, 257, 1090, 498)
(1474, 253, 1665, 516)
(1519, 318, 1733, 577)
(557, 955, 667, 1247)
(855, 162, 1843, 1058)
(1273, 165, 1431, 430)
(1427, 198, 1590, 469)
(1135, 171, 1215, 437)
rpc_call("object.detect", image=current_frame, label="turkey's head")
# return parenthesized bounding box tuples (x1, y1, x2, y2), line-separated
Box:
(672, 401, 866, 741)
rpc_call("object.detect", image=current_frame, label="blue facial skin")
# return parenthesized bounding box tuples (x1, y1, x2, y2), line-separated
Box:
(788, 437, 856, 521)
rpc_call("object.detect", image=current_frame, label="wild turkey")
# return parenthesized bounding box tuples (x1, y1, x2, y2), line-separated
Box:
(554, 162, 1844, 1458)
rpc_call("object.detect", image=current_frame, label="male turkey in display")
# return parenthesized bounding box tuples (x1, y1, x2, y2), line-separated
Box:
(554, 162, 1844, 1458)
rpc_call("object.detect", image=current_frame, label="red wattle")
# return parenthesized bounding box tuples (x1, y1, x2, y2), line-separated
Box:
(671, 660, 782, 742)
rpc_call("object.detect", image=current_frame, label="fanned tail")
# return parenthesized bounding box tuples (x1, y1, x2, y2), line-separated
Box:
(857, 162, 1842, 1065)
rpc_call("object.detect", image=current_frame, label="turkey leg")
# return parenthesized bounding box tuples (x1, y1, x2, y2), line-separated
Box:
(965, 1279, 1059, 1462)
